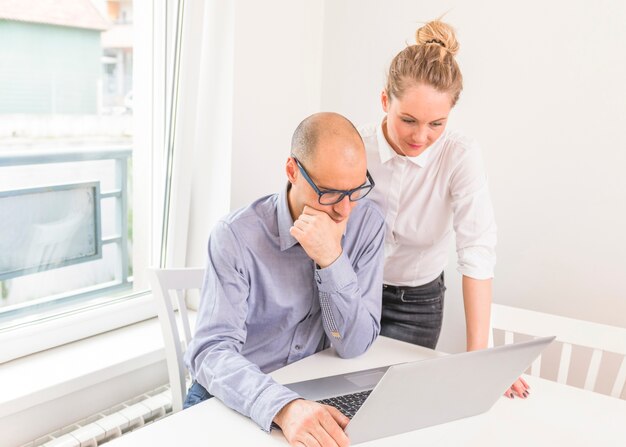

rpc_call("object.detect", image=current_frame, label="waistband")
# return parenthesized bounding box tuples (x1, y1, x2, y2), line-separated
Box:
(383, 271, 444, 292)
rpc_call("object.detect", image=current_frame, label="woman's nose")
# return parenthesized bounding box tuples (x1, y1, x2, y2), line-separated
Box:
(412, 125, 428, 144)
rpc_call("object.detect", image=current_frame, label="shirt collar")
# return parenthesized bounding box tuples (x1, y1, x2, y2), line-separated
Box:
(376, 118, 444, 168)
(376, 119, 396, 164)
(277, 183, 299, 251)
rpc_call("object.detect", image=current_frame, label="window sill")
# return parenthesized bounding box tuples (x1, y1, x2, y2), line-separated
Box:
(0, 293, 158, 364)
(0, 312, 181, 446)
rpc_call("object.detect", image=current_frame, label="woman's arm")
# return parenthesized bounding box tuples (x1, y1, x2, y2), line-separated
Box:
(462, 275, 491, 351)
(462, 275, 529, 398)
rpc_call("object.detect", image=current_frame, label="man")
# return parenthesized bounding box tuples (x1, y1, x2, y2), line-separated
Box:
(184, 112, 385, 447)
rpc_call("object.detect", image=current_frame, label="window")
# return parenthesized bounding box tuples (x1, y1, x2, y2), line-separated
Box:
(0, 0, 173, 354)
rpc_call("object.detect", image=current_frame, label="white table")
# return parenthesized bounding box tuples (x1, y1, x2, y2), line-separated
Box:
(107, 337, 626, 446)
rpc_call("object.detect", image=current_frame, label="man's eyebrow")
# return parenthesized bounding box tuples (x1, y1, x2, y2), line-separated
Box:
(316, 183, 339, 191)
(317, 180, 366, 192)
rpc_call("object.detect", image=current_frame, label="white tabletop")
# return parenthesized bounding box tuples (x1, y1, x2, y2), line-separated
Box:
(107, 336, 626, 446)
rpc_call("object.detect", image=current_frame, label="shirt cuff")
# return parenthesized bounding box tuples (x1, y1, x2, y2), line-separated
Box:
(250, 382, 301, 432)
(314, 251, 356, 293)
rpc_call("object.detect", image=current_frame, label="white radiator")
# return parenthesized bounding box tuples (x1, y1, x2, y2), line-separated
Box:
(23, 386, 173, 447)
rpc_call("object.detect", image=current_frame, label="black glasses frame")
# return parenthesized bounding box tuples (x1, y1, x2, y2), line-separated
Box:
(292, 156, 375, 205)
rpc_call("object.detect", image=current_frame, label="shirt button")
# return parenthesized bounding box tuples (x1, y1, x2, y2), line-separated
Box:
(295, 345, 301, 351)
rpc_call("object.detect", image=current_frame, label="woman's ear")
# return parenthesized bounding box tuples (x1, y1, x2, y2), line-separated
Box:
(381, 90, 390, 113)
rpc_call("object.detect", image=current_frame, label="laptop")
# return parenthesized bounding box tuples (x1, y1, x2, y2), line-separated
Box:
(284, 336, 555, 444)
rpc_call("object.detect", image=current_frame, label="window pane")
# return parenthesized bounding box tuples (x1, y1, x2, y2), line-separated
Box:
(0, 0, 143, 325)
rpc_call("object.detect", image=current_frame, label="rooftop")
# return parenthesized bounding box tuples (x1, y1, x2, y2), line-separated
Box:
(0, 0, 109, 31)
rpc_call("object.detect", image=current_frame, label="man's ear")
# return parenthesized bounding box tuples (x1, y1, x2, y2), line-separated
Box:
(286, 157, 298, 184)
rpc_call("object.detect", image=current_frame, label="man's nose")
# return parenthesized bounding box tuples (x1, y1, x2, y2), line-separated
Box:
(334, 195, 354, 216)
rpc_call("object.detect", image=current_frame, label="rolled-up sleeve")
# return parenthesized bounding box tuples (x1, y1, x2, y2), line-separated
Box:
(449, 144, 497, 279)
(315, 203, 385, 358)
(184, 221, 300, 431)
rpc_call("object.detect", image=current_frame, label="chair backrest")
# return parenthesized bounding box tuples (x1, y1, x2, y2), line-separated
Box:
(148, 267, 205, 412)
(490, 303, 626, 399)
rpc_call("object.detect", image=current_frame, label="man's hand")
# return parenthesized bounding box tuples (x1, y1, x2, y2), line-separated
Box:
(274, 399, 350, 447)
(504, 376, 530, 399)
(290, 206, 347, 268)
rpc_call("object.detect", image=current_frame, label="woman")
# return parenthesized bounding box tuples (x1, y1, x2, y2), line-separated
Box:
(360, 19, 528, 398)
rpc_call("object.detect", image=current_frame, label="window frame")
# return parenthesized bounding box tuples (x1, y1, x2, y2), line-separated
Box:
(0, 0, 178, 364)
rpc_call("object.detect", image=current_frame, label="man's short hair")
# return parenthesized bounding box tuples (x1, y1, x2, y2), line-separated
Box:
(291, 112, 362, 164)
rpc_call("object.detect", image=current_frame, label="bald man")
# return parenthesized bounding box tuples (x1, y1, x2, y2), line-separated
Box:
(184, 112, 385, 447)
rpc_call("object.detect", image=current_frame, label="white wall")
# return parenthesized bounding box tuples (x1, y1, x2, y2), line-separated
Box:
(229, 0, 325, 211)
(188, 0, 626, 351)
(319, 0, 626, 353)
(185, 0, 325, 267)
(185, 0, 235, 269)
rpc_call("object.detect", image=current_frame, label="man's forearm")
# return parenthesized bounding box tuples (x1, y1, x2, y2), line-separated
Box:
(316, 250, 383, 358)
(189, 342, 300, 431)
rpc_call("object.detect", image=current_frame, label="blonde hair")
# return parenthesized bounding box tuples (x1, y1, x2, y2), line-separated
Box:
(385, 20, 463, 106)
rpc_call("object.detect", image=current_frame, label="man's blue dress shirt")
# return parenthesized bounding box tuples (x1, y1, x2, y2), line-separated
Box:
(184, 186, 385, 431)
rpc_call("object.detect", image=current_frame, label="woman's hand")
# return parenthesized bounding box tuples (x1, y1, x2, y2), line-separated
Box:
(504, 376, 530, 399)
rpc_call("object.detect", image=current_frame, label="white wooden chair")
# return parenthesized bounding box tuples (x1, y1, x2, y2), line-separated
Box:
(148, 267, 205, 412)
(490, 303, 626, 399)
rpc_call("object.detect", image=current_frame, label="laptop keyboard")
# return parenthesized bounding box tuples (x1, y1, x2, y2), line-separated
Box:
(317, 390, 372, 419)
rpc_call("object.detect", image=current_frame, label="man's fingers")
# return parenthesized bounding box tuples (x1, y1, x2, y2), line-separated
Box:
(279, 400, 349, 447)
(298, 432, 322, 447)
(290, 225, 305, 239)
(302, 205, 323, 216)
(324, 405, 350, 429)
(292, 218, 310, 231)
(296, 213, 315, 224)
(319, 407, 350, 446)
(310, 422, 340, 447)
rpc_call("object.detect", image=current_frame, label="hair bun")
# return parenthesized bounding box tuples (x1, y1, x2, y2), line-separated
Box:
(415, 20, 460, 56)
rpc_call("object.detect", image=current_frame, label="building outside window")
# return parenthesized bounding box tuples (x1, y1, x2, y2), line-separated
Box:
(0, 0, 157, 335)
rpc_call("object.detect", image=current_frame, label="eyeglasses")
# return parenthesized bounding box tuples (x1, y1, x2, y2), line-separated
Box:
(292, 156, 375, 205)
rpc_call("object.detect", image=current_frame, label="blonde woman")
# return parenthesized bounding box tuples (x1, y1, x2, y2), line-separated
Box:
(360, 20, 529, 399)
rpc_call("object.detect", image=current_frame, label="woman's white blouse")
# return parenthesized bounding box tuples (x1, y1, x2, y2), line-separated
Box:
(360, 122, 497, 287)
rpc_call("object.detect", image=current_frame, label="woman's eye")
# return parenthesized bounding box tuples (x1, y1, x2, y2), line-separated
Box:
(401, 118, 415, 124)
(431, 122, 443, 127)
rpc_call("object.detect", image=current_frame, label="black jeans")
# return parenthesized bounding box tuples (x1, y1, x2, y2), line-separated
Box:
(380, 272, 446, 349)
